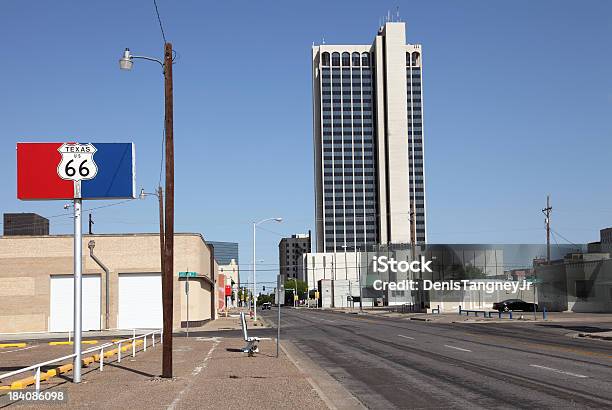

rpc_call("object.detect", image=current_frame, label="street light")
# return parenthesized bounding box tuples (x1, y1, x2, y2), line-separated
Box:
(253, 217, 282, 321)
(120, 43, 174, 379)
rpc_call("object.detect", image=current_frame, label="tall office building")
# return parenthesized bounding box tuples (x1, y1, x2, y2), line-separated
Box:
(312, 21, 426, 252)
(279, 233, 311, 283)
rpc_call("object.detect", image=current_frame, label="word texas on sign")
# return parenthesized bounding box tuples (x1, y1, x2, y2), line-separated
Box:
(17, 142, 135, 200)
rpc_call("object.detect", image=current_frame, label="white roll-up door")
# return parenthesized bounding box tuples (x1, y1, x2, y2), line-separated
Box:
(118, 273, 162, 329)
(49, 275, 101, 332)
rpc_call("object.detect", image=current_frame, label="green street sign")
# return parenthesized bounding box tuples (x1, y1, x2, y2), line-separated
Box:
(179, 271, 197, 277)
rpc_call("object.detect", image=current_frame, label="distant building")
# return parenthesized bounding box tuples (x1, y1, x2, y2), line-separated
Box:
(601, 228, 612, 254)
(218, 258, 239, 308)
(3, 213, 49, 236)
(208, 241, 239, 265)
(279, 233, 311, 283)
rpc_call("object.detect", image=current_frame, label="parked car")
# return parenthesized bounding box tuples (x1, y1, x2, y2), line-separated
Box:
(261, 302, 272, 310)
(493, 299, 538, 312)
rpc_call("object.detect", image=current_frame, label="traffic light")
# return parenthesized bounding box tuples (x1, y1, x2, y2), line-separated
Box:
(263, 286, 266, 291)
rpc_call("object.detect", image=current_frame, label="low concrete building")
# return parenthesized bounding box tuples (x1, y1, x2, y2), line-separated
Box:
(218, 259, 239, 308)
(0, 233, 217, 333)
(537, 252, 612, 312)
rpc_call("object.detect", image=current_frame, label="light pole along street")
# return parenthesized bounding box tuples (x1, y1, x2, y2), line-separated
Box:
(252, 217, 283, 321)
(120, 44, 175, 378)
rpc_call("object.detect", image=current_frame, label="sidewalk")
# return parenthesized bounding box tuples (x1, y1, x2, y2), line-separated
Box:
(0, 337, 327, 409)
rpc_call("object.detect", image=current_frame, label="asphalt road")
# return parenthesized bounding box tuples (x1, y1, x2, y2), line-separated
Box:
(259, 308, 612, 409)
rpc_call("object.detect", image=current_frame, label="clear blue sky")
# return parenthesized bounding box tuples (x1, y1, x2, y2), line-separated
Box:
(1, 1, 611, 287)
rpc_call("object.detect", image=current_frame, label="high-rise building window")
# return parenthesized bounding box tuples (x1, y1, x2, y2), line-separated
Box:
(332, 52, 340, 67)
(322, 52, 330, 66)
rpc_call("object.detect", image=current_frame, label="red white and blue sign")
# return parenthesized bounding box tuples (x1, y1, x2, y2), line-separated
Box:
(17, 142, 136, 200)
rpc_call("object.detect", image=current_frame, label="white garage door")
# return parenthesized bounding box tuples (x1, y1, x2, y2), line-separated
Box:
(118, 273, 162, 329)
(50, 275, 101, 332)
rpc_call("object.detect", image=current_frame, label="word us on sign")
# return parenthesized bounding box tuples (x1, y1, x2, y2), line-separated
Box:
(17, 142, 135, 200)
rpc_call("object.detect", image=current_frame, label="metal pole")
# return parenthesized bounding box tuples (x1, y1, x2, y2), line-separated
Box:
(73, 199, 83, 383)
(253, 222, 257, 321)
(186, 278, 190, 337)
(162, 41, 174, 379)
(357, 249, 363, 311)
(276, 274, 281, 358)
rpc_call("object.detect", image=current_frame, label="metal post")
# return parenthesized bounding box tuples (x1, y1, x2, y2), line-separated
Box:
(276, 274, 281, 358)
(356, 249, 363, 312)
(118, 342, 122, 363)
(73, 199, 83, 383)
(253, 222, 257, 321)
(144, 335, 147, 351)
(35, 367, 40, 391)
(162, 41, 175, 379)
(100, 347, 104, 371)
(186, 279, 190, 338)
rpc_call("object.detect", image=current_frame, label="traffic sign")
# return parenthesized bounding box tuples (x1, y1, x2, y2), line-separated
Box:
(17, 142, 135, 200)
(179, 271, 197, 277)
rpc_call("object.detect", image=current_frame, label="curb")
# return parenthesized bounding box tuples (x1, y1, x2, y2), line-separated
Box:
(0, 343, 26, 348)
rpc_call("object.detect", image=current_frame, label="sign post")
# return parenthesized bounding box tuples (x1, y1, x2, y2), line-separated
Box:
(73, 199, 83, 382)
(17, 142, 136, 384)
(185, 279, 189, 338)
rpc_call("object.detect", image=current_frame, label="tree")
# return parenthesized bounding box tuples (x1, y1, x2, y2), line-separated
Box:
(284, 279, 308, 302)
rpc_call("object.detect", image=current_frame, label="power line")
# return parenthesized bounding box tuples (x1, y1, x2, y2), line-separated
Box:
(152, 0, 167, 44)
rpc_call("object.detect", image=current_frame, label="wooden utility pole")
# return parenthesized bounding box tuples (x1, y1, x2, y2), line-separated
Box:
(162, 42, 174, 379)
(409, 203, 416, 260)
(542, 195, 552, 264)
(158, 185, 165, 293)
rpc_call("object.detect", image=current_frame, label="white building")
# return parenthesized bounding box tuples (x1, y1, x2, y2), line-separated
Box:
(312, 21, 427, 253)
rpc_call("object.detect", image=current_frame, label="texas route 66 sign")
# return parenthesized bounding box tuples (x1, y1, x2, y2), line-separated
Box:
(57, 143, 98, 198)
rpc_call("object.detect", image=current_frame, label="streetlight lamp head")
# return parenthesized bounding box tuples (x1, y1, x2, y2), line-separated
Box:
(139, 188, 145, 199)
(119, 48, 133, 71)
(274, 218, 283, 223)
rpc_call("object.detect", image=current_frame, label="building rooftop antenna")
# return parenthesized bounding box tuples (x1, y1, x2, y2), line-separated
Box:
(396, 6, 401, 22)
(322, 35, 326, 45)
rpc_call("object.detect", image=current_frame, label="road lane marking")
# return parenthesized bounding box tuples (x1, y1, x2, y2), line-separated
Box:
(529, 364, 588, 378)
(398, 334, 415, 340)
(444, 345, 472, 352)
